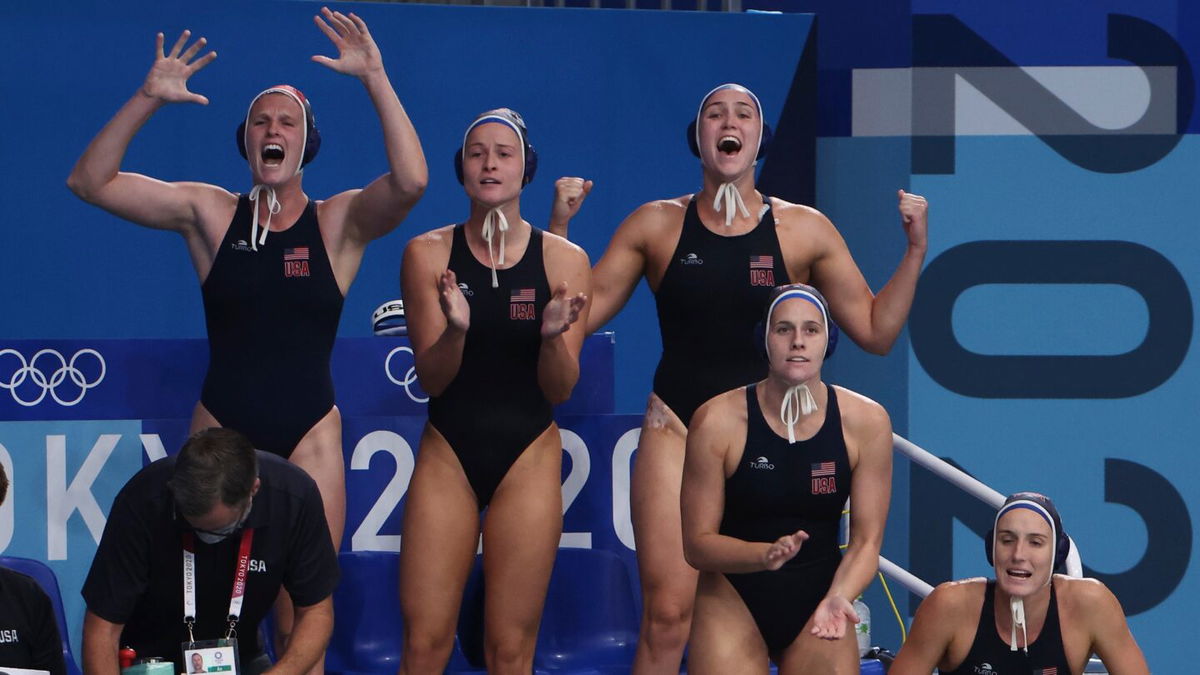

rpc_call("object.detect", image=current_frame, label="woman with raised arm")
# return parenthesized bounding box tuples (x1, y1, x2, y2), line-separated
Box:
(680, 283, 892, 674)
(550, 83, 925, 673)
(398, 108, 590, 674)
(67, 8, 427, 560)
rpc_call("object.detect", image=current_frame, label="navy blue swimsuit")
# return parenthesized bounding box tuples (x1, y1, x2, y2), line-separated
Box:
(720, 383, 850, 653)
(942, 580, 1072, 675)
(427, 225, 554, 507)
(200, 196, 343, 457)
(652, 197, 790, 426)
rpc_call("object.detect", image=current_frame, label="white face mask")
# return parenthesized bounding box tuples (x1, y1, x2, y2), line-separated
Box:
(193, 498, 252, 544)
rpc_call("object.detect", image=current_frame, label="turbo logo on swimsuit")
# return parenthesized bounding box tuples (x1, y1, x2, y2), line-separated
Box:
(0, 347, 106, 406)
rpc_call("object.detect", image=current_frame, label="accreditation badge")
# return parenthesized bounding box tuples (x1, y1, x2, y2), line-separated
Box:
(180, 639, 240, 675)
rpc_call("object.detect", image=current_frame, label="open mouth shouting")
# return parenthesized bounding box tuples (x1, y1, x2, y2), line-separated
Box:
(717, 135, 743, 155)
(261, 144, 285, 167)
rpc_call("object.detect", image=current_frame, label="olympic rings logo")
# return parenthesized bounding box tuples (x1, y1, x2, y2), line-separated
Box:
(0, 348, 106, 407)
(384, 346, 428, 404)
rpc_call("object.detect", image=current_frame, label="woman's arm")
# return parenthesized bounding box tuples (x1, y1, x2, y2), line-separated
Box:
(889, 583, 965, 675)
(537, 236, 592, 404)
(795, 191, 928, 355)
(313, 8, 427, 247)
(401, 231, 467, 397)
(67, 30, 224, 234)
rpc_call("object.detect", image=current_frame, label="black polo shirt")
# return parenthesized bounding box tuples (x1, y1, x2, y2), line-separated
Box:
(0, 566, 66, 675)
(82, 452, 338, 670)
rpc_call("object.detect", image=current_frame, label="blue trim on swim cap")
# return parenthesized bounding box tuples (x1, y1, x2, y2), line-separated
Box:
(997, 501, 1055, 531)
(462, 115, 526, 171)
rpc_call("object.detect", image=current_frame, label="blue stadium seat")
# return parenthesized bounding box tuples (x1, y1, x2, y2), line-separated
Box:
(859, 658, 886, 674)
(0, 556, 82, 675)
(325, 550, 403, 675)
(534, 548, 639, 673)
(258, 612, 277, 663)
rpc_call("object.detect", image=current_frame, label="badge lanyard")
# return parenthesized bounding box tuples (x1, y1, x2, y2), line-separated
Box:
(181, 529, 256, 644)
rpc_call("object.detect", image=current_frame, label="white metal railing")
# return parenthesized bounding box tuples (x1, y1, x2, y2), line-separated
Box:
(892, 433, 1005, 508)
(884, 432, 1083, 599)
(878, 555, 935, 598)
(877, 433, 1001, 600)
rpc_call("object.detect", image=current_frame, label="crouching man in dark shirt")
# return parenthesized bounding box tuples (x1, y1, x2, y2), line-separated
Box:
(81, 428, 338, 675)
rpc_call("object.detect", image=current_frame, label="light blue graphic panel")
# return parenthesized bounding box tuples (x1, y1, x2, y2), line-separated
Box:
(907, 134, 1200, 672)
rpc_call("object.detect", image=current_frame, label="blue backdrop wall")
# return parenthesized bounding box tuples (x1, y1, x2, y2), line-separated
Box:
(2, 0, 1197, 671)
(0, 0, 823, 666)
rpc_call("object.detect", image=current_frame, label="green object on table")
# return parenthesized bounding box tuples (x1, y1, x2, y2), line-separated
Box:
(121, 660, 177, 675)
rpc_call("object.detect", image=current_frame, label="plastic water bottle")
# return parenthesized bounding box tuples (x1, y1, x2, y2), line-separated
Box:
(853, 596, 871, 657)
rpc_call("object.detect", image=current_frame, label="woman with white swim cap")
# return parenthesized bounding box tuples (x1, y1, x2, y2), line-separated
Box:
(550, 83, 928, 673)
(891, 492, 1149, 674)
(681, 283, 893, 673)
(397, 108, 591, 674)
(68, 8, 427, 658)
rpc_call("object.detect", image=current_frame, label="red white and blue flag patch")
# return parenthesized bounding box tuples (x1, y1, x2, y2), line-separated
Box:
(284, 247, 310, 261)
(510, 288, 537, 320)
(283, 247, 311, 277)
(811, 461, 836, 477)
(749, 254, 774, 269)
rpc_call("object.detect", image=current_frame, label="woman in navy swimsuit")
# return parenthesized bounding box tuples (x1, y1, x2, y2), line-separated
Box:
(398, 108, 591, 674)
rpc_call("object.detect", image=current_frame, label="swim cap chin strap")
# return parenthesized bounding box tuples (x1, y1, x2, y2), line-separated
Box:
(247, 184, 281, 251)
(1010, 596, 1028, 654)
(481, 207, 509, 288)
(713, 183, 750, 228)
(780, 384, 817, 443)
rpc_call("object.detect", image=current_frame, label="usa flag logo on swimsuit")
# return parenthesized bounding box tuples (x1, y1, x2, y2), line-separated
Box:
(811, 461, 835, 477)
(811, 461, 836, 495)
(284, 247, 310, 278)
(510, 288, 536, 320)
(749, 254, 774, 287)
(1037, 669, 1058, 675)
